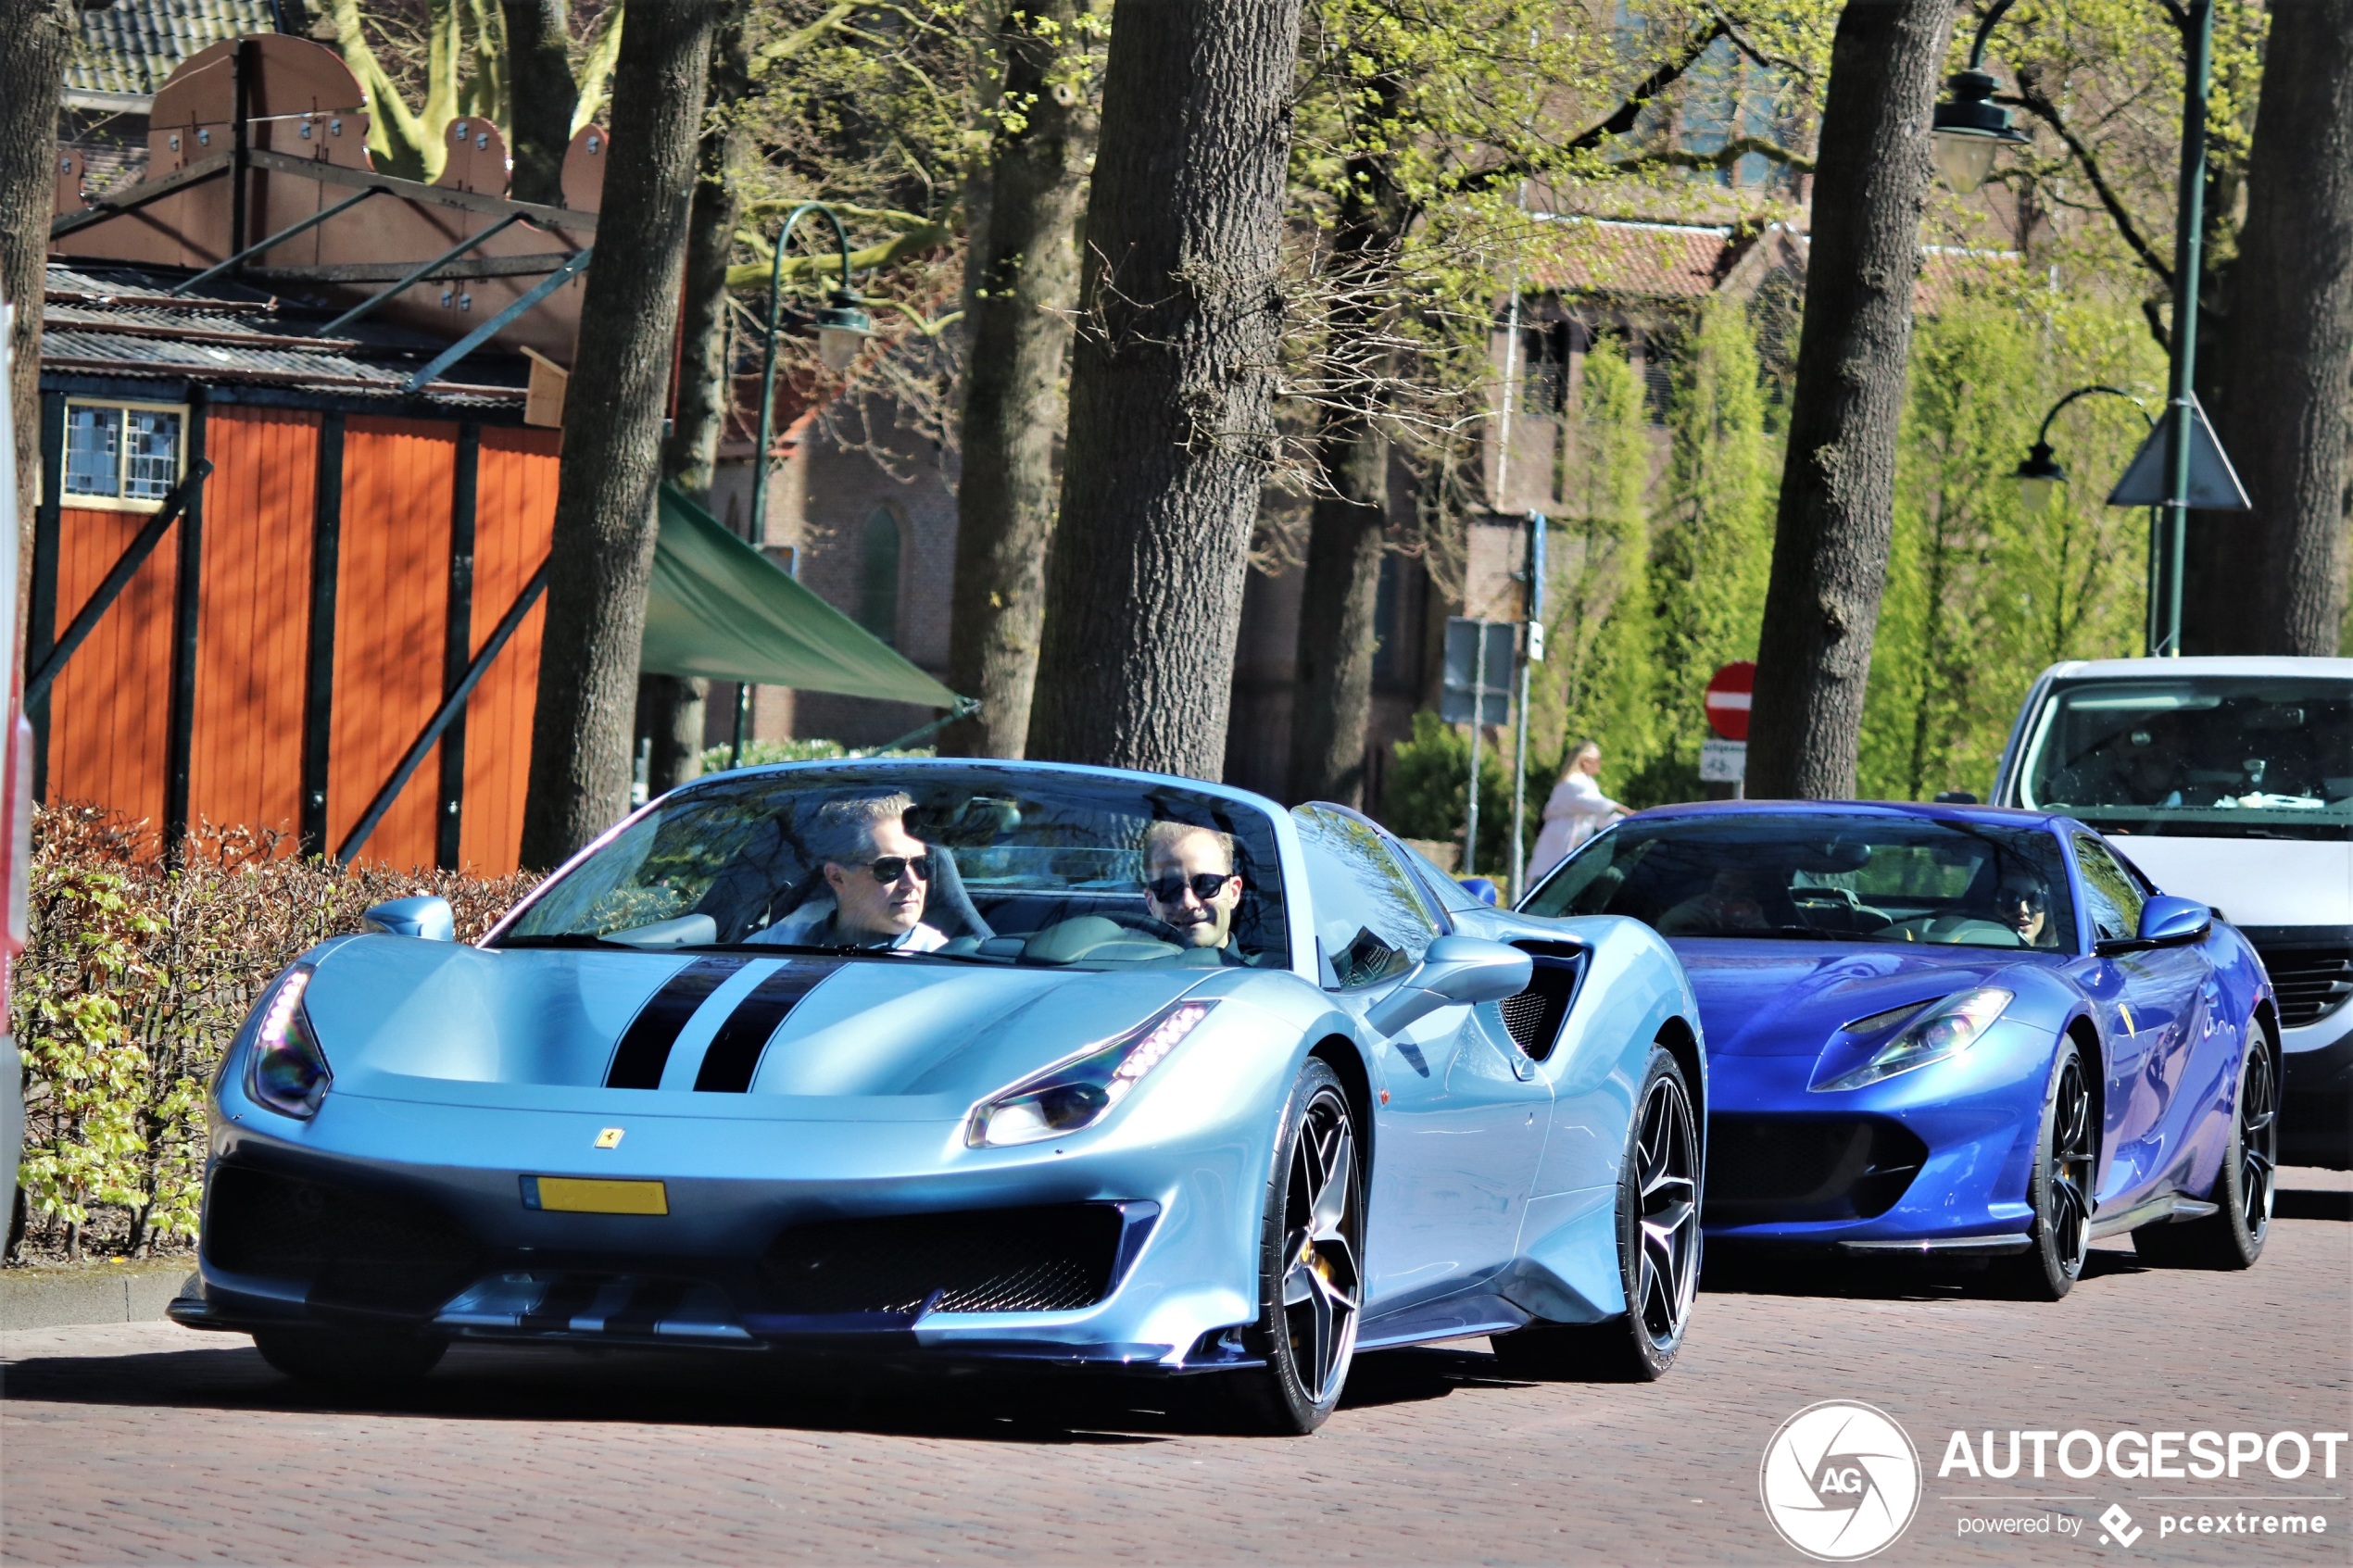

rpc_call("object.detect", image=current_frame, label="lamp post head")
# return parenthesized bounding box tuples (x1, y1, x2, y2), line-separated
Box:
(2013, 438, 2069, 513)
(814, 288, 875, 372)
(1931, 69, 2030, 194)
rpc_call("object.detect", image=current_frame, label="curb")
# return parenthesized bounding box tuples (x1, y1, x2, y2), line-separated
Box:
(1, 1263, 197, 1331)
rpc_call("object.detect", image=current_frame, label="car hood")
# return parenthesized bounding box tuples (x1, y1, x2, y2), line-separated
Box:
(1667, 938, 2040, 1057)
(298, 937, 1213, 1110)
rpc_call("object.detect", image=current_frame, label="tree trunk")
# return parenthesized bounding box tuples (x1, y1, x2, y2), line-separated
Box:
(2184, 0, 2352, 656)
(0, 1, 77, 637)
(942, 0, 1100, 759)
(501, 0, 578, 207)
(1024, 0, 1302, 775)
(637, 2, 748, 794)
(518, 0, 718, 869)
(1745, 0, 1950, 800)
(1287, 414, 1388, 807)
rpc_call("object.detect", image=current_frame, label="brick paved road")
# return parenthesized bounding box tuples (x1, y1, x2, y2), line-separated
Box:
(5, 1175, 2347, 1568)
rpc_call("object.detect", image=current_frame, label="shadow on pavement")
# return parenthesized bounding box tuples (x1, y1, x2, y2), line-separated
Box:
(1698, 1241, 2152, 1301)
(2277, 1187, 2352, 1222)
(0, 1334, 1529, 1440)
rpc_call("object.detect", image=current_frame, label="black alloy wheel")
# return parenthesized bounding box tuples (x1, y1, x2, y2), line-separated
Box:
(2136, 1022, 2276, 1270)
(1491, 1045, 1700, 1382)
(253, 1325, 447, 1386)
(1207, 1057, 1363, 1435)
(1994, 1037, 2095, 1300)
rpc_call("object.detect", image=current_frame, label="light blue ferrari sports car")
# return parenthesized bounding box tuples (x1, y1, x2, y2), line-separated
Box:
(1522, 801, 2279, 1301)
(173, 761, 1705, 1432)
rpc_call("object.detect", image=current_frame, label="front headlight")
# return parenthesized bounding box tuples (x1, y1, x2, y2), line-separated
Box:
(1812, 987, 2012, 1092)
(966, 999, 1215, 1148)
(244, 965, 333, 1119)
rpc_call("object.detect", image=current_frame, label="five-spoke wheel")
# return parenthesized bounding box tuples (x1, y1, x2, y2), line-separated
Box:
(1996, 1036, 2095, 1299)
(2137, 1022, 2277, 1271)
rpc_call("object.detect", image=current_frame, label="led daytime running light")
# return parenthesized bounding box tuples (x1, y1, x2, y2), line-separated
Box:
(245, 966, 333, 1119)
(1814, 986, 2012, 1092)
(969, 999, 1215, 1148)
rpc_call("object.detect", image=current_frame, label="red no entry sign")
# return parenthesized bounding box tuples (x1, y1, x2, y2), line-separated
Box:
(1705, 661, 1755, 742)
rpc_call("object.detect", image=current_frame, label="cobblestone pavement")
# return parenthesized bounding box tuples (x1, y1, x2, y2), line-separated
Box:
(5, 1174, 2347, 1568)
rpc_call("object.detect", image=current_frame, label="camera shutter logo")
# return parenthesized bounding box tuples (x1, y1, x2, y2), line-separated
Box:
(1759, 1401, 1922, 1561)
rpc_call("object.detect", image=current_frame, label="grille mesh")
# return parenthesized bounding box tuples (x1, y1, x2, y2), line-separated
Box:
(1495, 948, 1582, 1061)
(759, 1204, 1124, 1316)
(204, 1164, 480, 1317)
(1704, 1116, 1928, 1223)
(2251, 943, 2353, 1029)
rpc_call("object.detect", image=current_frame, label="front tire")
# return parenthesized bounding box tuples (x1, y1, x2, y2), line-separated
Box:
(2136, 1023, 2275, 1270)
(1202, 1058, 1363, 1436)
(253, 1325, 447, 1386)
(1491, 1044, 1700, 1382)
(1993, 1036, 2095, 1300)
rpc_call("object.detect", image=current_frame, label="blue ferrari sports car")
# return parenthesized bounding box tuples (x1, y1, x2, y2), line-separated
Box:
(175, 760, 1705, 1431)
(1522, 801, 2279, 1299)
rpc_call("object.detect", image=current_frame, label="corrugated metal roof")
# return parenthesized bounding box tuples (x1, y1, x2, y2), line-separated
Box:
(65, 0, 279, 104)
(41, 261, 526, 408)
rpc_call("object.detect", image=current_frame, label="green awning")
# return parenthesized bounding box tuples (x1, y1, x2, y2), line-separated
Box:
(639, 482, 961, 709)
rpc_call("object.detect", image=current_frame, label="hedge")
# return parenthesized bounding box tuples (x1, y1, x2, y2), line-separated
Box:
(8, 807, 537, 1261)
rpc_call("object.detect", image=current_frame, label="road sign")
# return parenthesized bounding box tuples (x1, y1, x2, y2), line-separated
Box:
(2107, 393, 2250, 509)
(1441, 618, 1514, 726)
(1705, 660, 1755, 742)
(1699, 737, 1747, 783)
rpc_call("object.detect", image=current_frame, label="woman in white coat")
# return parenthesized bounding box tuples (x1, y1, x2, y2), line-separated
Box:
(1529, 740, 1623, 883)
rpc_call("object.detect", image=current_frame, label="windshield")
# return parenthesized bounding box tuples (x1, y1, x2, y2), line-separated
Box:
(2018, 677, 2353, 839)
(1523, 812, 2078, 951)
(494, 766, 1290, 970)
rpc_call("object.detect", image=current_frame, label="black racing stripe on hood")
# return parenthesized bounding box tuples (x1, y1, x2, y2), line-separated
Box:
(605, 957, 749, 1088)
(694, 960, 844, 1092)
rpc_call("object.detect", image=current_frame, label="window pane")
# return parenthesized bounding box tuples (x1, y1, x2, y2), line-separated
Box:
(858, 508, 900, 645)
(122, 409, 182, 500)
(2073, 834, 2145, 944)
(1292, 805, 1438, 987)
(64, 407, 121, 496)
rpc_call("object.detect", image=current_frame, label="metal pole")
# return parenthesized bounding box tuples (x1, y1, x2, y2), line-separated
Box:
(1509, 511, 1543, 898)
(1466, 625, 1486, 878)
(737, 203, 857, 770)
(2159, 0, 2212, 659)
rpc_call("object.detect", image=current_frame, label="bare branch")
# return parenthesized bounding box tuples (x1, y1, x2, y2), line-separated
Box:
(2007, 78, 2172, 289)
(1613, 133, 1816, 175)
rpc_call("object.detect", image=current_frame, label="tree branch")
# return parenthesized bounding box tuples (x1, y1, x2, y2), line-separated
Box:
(2006, 80, 2171, 289)
(1613, 133, 1815, 175)
(723, 221, 951, 288)
(1457, 19, 1729, 194)
(1707, 4, 1815, 84)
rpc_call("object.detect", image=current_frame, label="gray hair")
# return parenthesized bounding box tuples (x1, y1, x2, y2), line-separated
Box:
(810, 792, 913, 866)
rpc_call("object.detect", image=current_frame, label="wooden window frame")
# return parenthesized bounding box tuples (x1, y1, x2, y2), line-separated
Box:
(58, 396, 191, 513)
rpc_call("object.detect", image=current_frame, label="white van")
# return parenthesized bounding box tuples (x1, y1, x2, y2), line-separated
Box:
(1992, 657, 2352, 1167)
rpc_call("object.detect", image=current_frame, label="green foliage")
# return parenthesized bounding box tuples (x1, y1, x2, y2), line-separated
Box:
(10, 810, 538, 1261)
(1857, 283, 2160, 801)
(695, 737, 935, 775)
(1381, 711, 1515, 875)
(1532, 338, 1656, 803)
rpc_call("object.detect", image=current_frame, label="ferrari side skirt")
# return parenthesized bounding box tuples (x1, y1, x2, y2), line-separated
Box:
(1835, 1235, 2032, 1256)
(2088, 1192, 2218, 1238)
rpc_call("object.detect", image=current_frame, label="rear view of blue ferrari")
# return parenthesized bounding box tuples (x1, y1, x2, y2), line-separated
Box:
(176, 760, 1706, 1431)
(1523, 801, 2280, 1299)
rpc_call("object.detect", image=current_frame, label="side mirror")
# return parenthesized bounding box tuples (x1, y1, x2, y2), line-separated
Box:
(361, 895, 455, 942)
(1365, 935, 1532, 1036)
(2137, 894, 2211, 947)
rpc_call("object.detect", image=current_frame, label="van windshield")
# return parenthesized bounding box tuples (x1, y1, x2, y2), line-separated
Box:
(2019, 677, 2353, 839)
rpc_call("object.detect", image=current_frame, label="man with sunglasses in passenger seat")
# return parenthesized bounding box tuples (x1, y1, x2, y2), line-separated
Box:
(1141, 822, 1245, 964)
(754, 792, 948, 952)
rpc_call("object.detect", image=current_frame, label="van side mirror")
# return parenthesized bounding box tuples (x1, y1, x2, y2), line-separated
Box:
(1365, 935, 1533, 1036)
(361, 895, 455, 942)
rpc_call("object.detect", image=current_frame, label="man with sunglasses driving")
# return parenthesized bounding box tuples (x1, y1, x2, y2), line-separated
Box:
(1141, 822, 1245, 962)
(754, 793, 948, 952)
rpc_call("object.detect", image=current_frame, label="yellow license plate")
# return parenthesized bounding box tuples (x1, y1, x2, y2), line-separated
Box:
(521, 1175, 668, 1215)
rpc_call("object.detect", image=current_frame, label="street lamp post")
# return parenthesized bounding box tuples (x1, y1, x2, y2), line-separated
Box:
(730, 202, 877, 767)
(1935, 0, 2218, 658)
(2011, 384, 2164, 655)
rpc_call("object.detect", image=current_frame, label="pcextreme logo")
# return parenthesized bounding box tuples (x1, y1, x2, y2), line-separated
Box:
(1760, 1401, 1923, 1562)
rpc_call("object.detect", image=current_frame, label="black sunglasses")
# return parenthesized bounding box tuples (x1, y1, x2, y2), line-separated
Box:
(848, 853, 931, 884)
(1995, 886, 2045, 912)
(1148, 870, 1238, 904)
